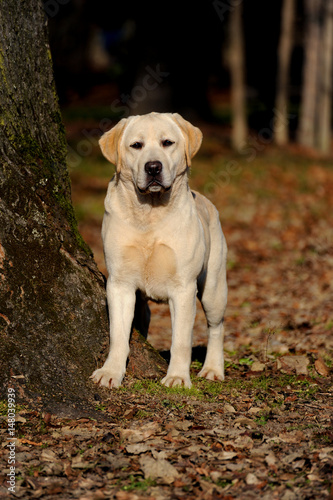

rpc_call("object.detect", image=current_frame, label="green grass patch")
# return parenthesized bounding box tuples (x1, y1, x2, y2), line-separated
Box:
(255, 415, 269, 426)
(122, 475, 157, 492)
(0, 401, 26, 416)
(115, 371, 322, 409)
(239, 358, 254, 366)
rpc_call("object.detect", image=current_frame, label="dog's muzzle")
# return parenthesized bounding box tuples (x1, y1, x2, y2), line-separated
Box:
(137, 161, 171, 194)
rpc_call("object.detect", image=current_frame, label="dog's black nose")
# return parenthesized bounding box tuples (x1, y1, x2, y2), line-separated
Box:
(144, 161, 162, 177)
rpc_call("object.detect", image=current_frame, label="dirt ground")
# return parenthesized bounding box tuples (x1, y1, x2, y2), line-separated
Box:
(1, 108, 332, 499)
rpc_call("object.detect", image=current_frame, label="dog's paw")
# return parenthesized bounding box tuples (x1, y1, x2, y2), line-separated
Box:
(90, 368, 123, 388)
(161, 374, 192, 388)
(197, 366, 224, 382)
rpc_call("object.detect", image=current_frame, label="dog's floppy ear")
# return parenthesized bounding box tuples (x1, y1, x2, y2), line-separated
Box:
(171, 113, 203, 166)
(99, 118, 128, 171)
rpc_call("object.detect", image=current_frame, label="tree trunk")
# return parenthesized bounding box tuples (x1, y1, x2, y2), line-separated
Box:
(297, 0, 322, 148)
(274, 0, 295, 146)
(0, 0, 110, 414)
(317, 0, 333, 153)
(298, 0, 333, 152)
(229, 3, 248, 151)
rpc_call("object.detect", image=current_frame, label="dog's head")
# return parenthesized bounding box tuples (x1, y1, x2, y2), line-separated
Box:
(99, 112, 202, 195)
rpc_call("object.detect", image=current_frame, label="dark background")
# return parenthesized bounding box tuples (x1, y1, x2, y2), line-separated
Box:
(46, 0, 304, 132)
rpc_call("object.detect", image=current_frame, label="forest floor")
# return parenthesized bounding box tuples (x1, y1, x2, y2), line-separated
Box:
(1, 104, 333, 499)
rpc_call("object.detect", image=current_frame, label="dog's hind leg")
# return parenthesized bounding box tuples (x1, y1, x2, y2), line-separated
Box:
(198, 225, 228, 381)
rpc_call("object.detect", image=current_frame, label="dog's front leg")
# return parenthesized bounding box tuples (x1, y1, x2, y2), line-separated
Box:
(91, 280, 136, 388)
(161, 286, 196, 388)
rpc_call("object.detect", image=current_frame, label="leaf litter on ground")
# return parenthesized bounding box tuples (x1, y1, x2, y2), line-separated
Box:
(1, 126, 333, 499)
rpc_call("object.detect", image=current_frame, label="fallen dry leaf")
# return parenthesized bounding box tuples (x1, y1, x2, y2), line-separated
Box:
(315, 357, 330, 377)
(125, 443, 150, 455)
(234, 417, 257, 429)
(248, 407, 262, 414)
(246, 473, 259, 485)
(233, 435, 254, 449)
(224, 403, 236, 413)
(139, 455, 179, 484)
(279, 430, 305, 444)
(219, 451, 238, 460)
(276, 355, 309, 375)
(71, 455, 96, 470)
(40, 449, 58, 462)
(307, 473, 323, 482)
(116, 492, 140, 500)
(119, 422, 161, 443)
(265, 452, 277, 466)
(18, 438, 43, 446)
(251, 361, 266, 372)
(282, 451, 304, 464)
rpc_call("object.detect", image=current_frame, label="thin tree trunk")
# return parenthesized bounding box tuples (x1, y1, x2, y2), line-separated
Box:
(274, 0, 295, 146)
(229, 3, 248, 151)
(297, 0, 322, 148)
(316, 0, 333, 152)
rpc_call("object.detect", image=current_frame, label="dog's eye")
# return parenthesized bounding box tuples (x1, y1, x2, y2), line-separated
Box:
(162, 140, 174, 147)
(130, 142, 143, 149)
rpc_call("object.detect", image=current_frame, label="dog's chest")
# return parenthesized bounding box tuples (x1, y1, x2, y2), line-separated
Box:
(122, 238, 178, 301)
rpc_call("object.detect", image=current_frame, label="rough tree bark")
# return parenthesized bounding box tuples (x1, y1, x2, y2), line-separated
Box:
(229, 3, 248, 151)
(0, 1, 166, 415)
(274, 0, 295, 146)
(0, 0, 108, 414)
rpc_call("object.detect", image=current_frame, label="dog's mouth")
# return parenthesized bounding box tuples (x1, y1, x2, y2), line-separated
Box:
(137, 181, 171, 195)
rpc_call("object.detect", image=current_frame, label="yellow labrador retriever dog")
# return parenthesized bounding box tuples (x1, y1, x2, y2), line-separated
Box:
(91, 112, 227, 389)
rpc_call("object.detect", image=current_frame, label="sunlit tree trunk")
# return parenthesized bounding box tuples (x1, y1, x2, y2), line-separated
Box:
(274, 0, 295, 146)
(317, 0, 333, 152)
(298, 0, 333, 152)
(229, 3, 248, 150)
(297, 0, 322, 148)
